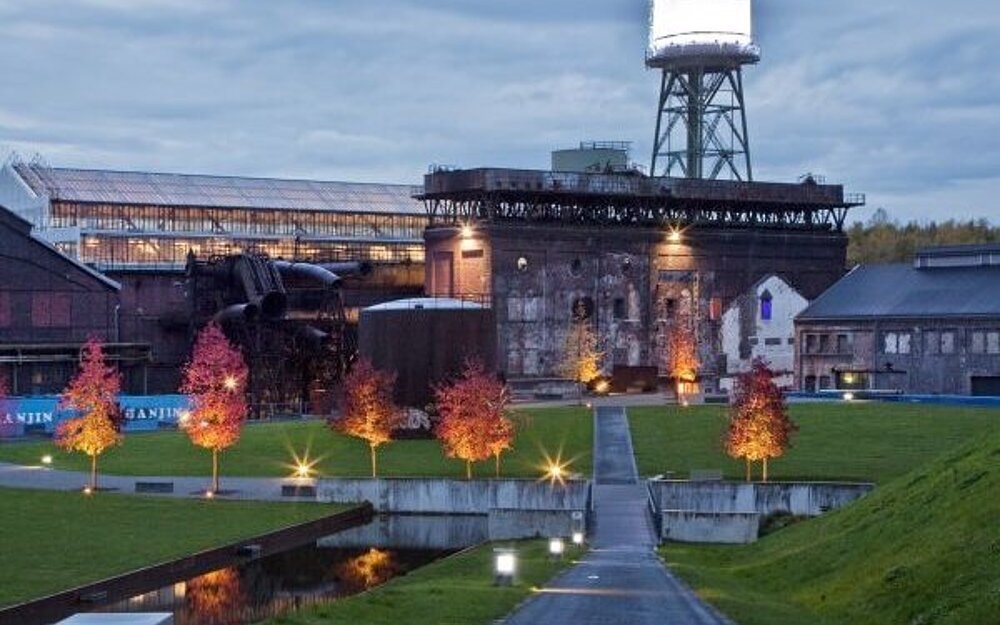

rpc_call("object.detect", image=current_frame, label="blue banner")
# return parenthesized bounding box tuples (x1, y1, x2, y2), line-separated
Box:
(0, 395, 192, 438)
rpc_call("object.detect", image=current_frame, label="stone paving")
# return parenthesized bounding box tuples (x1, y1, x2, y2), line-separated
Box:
(500, 406, 734, 625)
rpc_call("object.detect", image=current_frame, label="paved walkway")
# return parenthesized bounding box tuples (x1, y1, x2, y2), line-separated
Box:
(501, 406, 733, 625)
(0, 462, 310, 502)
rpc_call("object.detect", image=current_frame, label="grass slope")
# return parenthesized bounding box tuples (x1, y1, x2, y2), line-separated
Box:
(265, 540, 583, 625)
(630, 402, 999, 483)
(0, 407, 592, 479)
(0, 488, 340, 607)
(664, 422, 1000, 625)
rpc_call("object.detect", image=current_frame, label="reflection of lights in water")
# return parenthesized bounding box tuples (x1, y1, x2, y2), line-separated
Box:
(187, 568, 243, 623)
(336, 548, 398, 591)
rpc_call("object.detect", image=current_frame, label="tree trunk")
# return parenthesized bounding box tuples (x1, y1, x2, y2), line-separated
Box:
(90, 454, 97, 490)
(370, 444, 377, 478)
(466, 460, 472, 480)
(212, 449, 219, 493)
(495, 453, 501, 478)
(745, 458, 751, 483)
(762, 457, 769, 483)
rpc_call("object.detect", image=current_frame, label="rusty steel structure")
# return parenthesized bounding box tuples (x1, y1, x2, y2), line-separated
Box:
(186, 253, 364, 416)
(419, 168, 864, 232)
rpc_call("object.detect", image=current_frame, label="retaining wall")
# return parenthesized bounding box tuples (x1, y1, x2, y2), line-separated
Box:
(317, 478, 590, 514)
(660, 511, 760, 544)
(649, 480, 873, 517)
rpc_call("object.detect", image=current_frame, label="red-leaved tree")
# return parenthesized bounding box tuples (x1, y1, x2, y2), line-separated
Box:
(665, 302, 700, 403)
(180, 322, 249, 493)
(333, 358, 402, 477)
(435, 360, 515, 479)
(54, 337, 123, 490)
(724, 358, 797, 482)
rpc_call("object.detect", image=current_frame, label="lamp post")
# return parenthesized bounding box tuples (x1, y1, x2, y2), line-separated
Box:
(494, 548, 516, 586)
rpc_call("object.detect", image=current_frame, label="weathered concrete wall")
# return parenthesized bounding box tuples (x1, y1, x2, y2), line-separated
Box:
(660, 511, 760, 544)
(649, 480, 874, 516)
(487, 508, 581, 541)
(318, 514, 488, 550)
(317, 478, 590, 514)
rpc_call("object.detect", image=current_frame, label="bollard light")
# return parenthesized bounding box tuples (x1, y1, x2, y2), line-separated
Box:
(572, 531, 585, 546)
(82, 486, 93, 496)
(41, 455, 53, 466)
(549, 537, 565, 558)
(494, 548, 516, 586)
(204, 489, 215, 499)
(843, 392, 855, 402)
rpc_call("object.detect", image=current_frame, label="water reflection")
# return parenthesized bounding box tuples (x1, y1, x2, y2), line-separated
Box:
(101, 545, 450, 625)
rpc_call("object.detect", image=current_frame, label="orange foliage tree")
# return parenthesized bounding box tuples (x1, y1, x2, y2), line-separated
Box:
(187, 568, 243, 621)
(559, 302, 604, 403)
(665, 300, 700, 402)
(724, 358, 797, 482)
(333, 358, 402, 477)
(435, 360, 515, 479)
(180, 322, 249, 493)
(54, 337, 123, 490)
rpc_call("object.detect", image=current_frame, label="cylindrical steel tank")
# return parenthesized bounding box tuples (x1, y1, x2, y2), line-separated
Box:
(647, 0, 760, 67)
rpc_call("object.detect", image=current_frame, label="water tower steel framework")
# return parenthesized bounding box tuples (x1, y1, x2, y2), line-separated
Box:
(647, 0, 760, 181)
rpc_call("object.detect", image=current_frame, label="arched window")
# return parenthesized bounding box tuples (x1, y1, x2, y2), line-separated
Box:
(760, 290, 773, 321)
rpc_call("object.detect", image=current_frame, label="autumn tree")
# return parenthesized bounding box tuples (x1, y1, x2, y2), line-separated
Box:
(665, 300, 700, 403)
(435, 360, 516, 479)
(559, 301, 604, 403)
(333, 358, 402, 477)
(54, 337, 123, 491)
(724, 358, 797, 482)
(180, 322, 249, 493)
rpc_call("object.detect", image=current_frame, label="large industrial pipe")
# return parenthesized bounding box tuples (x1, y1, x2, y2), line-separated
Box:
(273, 261, 342, 288)
(234, 255, 288, 320)
(320, 261, 372, 278)
(214, 303, 260, 324)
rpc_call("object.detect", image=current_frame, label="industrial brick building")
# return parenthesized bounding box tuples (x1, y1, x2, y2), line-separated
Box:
(419, 163, 860, 393)
(796, 245, 1000, 396)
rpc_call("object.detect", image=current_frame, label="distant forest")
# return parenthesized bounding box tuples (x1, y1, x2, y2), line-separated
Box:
(846, 209, 1000, 266)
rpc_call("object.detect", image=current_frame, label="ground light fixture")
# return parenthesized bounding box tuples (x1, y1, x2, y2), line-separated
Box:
(40, 455, 53, 466)
(82, 486, 93, 496)
(572, 531, 585, 546)
(204, 489, 215, 499)
(494, 548, 517, 586)
(843, 392, 856, 401)
(549, 537, 565, 559)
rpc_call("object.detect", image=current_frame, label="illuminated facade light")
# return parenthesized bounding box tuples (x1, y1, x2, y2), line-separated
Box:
(461, 224, 474, 239)
(668, 228, 682, 243)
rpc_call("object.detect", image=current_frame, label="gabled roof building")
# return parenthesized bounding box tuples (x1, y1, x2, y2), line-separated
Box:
(795, 244, 1000, 396)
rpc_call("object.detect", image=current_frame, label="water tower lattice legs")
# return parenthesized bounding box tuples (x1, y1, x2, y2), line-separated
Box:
(651, 66, 753, 181)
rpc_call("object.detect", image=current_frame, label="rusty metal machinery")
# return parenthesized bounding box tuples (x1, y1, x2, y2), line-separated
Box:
(185, 253, 364, 417)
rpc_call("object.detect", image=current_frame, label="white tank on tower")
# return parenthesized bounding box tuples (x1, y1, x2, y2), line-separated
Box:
(647, 0, 760, 67)
(647, 0, 760, 180)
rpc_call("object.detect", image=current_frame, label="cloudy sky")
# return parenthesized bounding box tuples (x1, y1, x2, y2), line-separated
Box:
(1, 0, 997, 223)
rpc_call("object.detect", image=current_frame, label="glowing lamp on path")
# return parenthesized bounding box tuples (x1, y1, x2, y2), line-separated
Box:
(572, 531, 585, 546)
(494, 548, 517, 586)
(204, 489, 215, 499)
(843, 392, 856, 402)
(41, 455, 53, 466)
(549, 537, 565, 559)
(82, 486, 93, 496)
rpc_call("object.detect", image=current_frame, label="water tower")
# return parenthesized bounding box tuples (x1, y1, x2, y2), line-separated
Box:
(647, 0, 760, 180)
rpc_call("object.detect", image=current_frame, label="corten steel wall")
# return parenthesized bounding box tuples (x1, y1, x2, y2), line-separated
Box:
(0, 208, 119, 394)
(358, 307, 497, 407)
(427, 224, 847, 388)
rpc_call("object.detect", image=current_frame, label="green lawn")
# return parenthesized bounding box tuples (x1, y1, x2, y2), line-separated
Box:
(630, 402, 1000, 483)
(0, 407, 592, 479)
(265, 539, 584, 625)
(0, 488, 343, 608)
(663, 421, 1000, 625)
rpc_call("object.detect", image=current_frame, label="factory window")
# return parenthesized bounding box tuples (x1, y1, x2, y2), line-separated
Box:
(461, 249, 483, 259)
(971, 331, 986, 354)
(572, 297, 595, 321)
(989, 331, 1000, 355)
(622, 257, 633, 273)
(764, 338, 782, 347)
(924, 331, 940, 355)
(787, 337, 796, 345)
(819, 375, 832, 390)
(613, 298, 626, 320)
(516, 256, 529, 272)
(884, 332, 911, 355)
(941, 331, 956, 354)
(664, 298, 677, 318)
(759, 290, 773, 321)
(836, 334, 850, 354)
(818, 334, 830, 353)
(709, 297, 722, 321)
